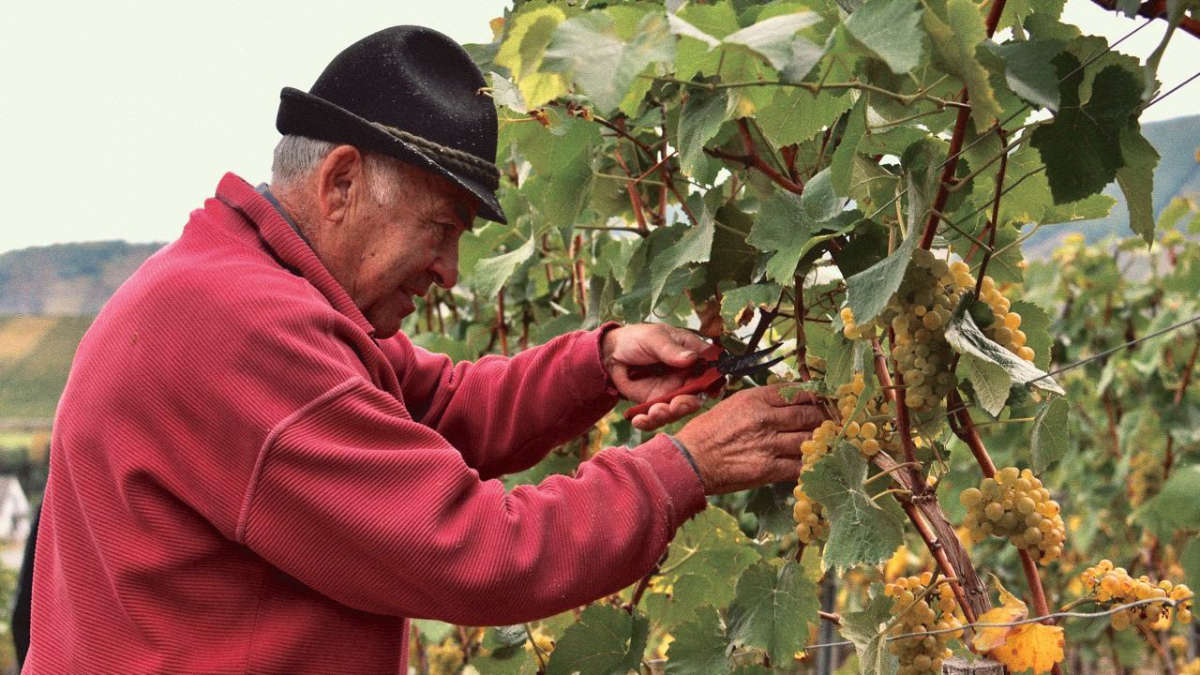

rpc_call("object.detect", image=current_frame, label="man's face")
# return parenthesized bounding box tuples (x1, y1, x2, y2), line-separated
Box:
(328, 162, 477, 339)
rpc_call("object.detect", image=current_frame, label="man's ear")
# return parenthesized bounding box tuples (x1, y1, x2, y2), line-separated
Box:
(315, 145, 365, 225)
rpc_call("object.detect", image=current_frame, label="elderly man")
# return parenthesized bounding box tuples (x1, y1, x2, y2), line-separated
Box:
(26, 26, 823, 672)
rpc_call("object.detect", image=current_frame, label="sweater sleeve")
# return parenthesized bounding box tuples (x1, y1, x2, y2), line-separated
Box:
(381, 325, 621, 478)
(236, 377, 706, 625)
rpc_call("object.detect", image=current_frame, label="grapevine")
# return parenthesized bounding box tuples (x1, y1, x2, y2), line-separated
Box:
(399, 1, 1200, 672)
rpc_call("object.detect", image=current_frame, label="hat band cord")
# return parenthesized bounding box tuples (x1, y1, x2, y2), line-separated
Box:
(370, 122, 501, 190)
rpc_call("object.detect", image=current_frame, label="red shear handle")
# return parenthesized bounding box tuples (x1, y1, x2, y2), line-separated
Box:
(623, 368, 725, 421)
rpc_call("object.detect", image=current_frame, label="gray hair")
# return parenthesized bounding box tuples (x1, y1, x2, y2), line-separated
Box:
(270, 134, 407, 204)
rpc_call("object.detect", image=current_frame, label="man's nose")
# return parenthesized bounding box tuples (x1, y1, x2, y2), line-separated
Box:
(431, 246, 458, 289)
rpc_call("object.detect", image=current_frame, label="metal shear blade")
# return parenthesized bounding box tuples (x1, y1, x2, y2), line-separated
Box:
(717, 342, 785, 377)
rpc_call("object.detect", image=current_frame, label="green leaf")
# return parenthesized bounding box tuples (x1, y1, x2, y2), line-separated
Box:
(723, 12, 822, 71)
(831, 97, 867, 197)
(1183, 538, 1200, 594)
(961, 353, 1011, 417)
(840, 589, 898, 675)
(473, 237, 537, 299)
(1133, 465, 1200, 540)
(986, 39, 1065, 111)
(756, 88, 855, 149)
(844, 0, 924, 75)
(1009, 300, 1052, 371)
(489, 71, 527, 113)
(494, 6, 570, 107)
(644, 507, 761, 629)
(665, 607, 731, 673)
(944, 298, 1064, 395)
(720, 283, 782, 326)
(806, 444, 906, 570)
(845, 223, 919, 325)
(1115, 124, 1160, 246)
(546, 605, 649, 675)
(727, 561, 819, 666)
(695, 204, 759, 301)
(1030, 57, 1143, 204)
(647, 212, 715, 311)
(544, 9, 674, 115)
(748, 175, 859, 284)
(677, 89, 731, 176)
(1031, 396, 1070, 473)
(922, 0, 1003, 133)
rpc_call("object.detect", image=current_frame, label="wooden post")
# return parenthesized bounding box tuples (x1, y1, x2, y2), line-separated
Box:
(942, 657, 1005, 674)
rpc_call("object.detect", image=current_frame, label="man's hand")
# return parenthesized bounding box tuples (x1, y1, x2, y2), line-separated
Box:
(675, 384, 825, 495)
(601, 324, 714, 430)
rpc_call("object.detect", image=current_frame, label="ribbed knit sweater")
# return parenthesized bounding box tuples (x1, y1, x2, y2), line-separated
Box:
(25, 173, 707, 673)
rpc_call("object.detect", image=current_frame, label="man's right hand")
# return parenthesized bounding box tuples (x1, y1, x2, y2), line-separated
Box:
(674, 384, 826, 495)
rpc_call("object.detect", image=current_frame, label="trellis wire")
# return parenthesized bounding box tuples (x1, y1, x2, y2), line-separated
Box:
(798, 595, 1191, 654)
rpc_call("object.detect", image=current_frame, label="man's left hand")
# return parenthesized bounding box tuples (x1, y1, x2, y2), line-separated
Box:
(601, 324, 716, 431)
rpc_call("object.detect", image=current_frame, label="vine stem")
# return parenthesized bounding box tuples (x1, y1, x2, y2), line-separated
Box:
(898, 498, 978, 625)
(870, 339, 923, 490)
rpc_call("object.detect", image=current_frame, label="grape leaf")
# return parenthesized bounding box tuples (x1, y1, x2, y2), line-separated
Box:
(727, 561, 818, 666)
(677, 88, 731, 176)
(1032, 396, 1070, 473)
(545, 605, 648, 675)
(489, 71, 527, 113)
(944, 300, 1065, 395)
(719, 283, 782, 326)
(665, 607, 730, 673)
(1115, 124, 1160, 246)
(986, 39, 1065, 111)
(473, 237, 537, 299)
(669, 2, 741, 80)
(695, 204, 759, 301)
(961, 353, 1012, 417)
(831, 97, 867, 198)
(845, 222, 918, 325)
(806, 444, 906, 570)
(1009, 300, 1052, 371)
(922, 0, 1004, 133)
(1030, 57, 1143, 204)
(647, 212, 715, 311)
(644, 507, 761, 629)
(543, 9, 674, 115)
(723, 12, 822, 71)
(494, 6, 570, 108)
(749, 186, 860, 285)
(756, 88, 855, 149)
(839, 589, 898, 675)
(1133, 465, 1200, 540)
(844, 0, 924, 75)
(1183, 538, 1200, 593)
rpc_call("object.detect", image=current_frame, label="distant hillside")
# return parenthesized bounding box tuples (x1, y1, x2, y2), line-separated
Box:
(1024, 115, 1200, 258)
(0, 315, 94, 420)
(0, 240, 163, 315)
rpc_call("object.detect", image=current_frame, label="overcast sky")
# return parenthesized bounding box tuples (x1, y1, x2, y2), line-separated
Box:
(1, 0, 1195, 254)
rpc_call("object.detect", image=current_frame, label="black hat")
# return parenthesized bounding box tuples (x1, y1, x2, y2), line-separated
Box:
(276, 26, 506, 224)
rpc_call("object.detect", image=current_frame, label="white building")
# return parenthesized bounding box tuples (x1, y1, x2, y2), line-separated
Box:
(0, 476, 31, 542)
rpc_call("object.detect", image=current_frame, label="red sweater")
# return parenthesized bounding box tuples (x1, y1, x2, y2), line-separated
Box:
(26, 173, 706, 673)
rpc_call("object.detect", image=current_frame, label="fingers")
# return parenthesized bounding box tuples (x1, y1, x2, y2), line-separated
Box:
(755, 382, 820, 406)
(655, 325, 706, 367)
(631, 394, 705, 430)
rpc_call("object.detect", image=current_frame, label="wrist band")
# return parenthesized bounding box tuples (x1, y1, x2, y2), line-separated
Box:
(665, 434, 704, 488)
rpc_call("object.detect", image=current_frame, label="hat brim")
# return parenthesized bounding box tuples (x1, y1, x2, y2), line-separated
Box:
(277, 87, 506, 225)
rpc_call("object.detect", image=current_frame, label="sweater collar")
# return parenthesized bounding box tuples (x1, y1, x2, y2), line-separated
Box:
(215, 172, 375, 337)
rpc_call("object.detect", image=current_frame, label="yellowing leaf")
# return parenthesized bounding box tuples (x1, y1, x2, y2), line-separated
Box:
(972, 602, 1026, 651)
(972, 578, 1064, 674)
(990, 623, 1065, 674)
(495, 6, 569, 107)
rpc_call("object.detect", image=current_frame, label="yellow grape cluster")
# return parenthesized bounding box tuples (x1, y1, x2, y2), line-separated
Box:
(1080, 560, 1194, 630)
(839, 254, 1036, 413)
(800, 374, 899, 465)
(791, 482, 829, 545)
(884, 573, 964, 675)
(960, 467, 1065, 563)
(426, 641, 464, 675)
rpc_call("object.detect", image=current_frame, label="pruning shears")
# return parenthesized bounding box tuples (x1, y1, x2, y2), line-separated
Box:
(622, 342, 785, 421)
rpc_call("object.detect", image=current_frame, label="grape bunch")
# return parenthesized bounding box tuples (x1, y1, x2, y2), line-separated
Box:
(791, 482, 829, 545)
(960, 467, 1066, 563)
(1080, 559, 1194, 630)
(800, 373, 899, 464)
(884, 573, 964, 675)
